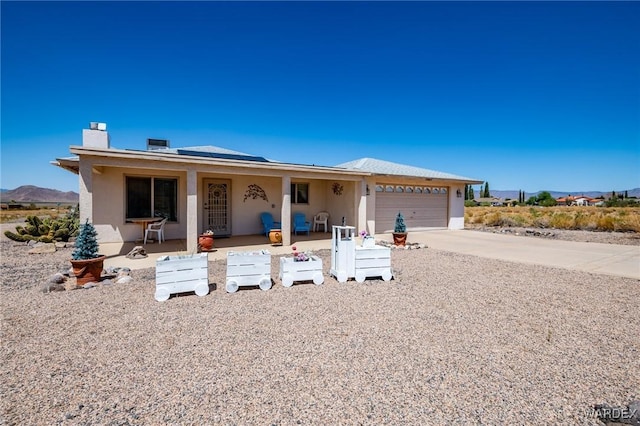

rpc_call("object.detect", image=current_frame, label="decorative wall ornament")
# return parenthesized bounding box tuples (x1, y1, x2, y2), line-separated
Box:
(243, 184, 269, 202)
(332, 182, 344, 196)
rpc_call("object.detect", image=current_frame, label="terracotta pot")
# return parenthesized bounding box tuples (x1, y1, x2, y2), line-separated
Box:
(392, 232, 407, 247)
(198, 234, 214, 252)
(70, 255, 106, 286)
(269, 229, 283, 245)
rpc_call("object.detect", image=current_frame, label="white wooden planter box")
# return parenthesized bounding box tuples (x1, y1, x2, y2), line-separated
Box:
(279, 256, 324, 287)
(155, 253, 209, 302)
(354, 246, 393, 283)
(226, 250, 272, 293)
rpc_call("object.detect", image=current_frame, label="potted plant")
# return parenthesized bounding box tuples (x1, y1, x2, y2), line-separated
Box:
(359, 230, 375, 248)
(198, 229, 215, 252)
(392, 211, 407, 247)
(70, 219, 106, 286)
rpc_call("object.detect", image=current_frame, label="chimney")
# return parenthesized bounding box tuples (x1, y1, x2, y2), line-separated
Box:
(82, 122, 110, 148)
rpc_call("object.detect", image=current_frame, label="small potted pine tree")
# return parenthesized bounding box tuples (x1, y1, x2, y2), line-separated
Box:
(392, 211, 407, 247)
(70, 219, 106, 286)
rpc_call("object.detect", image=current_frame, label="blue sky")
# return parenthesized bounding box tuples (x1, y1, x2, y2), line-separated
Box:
(2, 1, 639, 193)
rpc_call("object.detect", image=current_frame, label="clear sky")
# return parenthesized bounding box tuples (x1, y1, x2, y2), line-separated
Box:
(2, 1, 639, 193)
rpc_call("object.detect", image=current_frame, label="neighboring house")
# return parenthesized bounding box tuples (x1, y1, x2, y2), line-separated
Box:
(53, 124, 482, 250)
(556, 195, 598, 206)
(473, 197, 504, 207)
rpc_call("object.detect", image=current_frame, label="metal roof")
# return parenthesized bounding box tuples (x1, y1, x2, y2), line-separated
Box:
(336, 157, 482, 182)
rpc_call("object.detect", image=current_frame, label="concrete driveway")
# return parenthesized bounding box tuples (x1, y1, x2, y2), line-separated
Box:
(417, 230, 640, 280)
(96, 229, 640, 280)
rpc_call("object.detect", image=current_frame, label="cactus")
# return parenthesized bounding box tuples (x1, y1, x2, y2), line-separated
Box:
(4, 211, 80, 243)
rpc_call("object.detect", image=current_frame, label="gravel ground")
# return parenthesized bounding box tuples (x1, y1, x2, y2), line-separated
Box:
(466, 225, 640, 246)
(1, 237, 639, 425)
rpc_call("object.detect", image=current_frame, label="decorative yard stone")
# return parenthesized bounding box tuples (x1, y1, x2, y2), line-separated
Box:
(115, 276, 133, 284)
(28, 243, 56, 254)
(42, 273, 67, 293)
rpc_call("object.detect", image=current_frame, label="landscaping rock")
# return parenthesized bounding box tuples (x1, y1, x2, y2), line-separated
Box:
(28, 243, 56, 254)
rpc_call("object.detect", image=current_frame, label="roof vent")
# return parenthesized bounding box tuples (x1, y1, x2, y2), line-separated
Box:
(147, 138, 170, 150)
(89, 122, 107, 131)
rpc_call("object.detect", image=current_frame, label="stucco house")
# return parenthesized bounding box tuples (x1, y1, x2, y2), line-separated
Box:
(53, 124, 482, 250)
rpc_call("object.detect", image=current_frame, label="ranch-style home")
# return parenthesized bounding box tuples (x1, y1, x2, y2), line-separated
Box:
(53, 124, 482, 250)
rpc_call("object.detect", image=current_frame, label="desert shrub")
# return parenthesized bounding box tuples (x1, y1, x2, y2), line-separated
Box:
(533, 216, 550, 228)
(596, 215, 616, 231)
(549, 212, 573, 229)
(483, 211, 503, 226)
(499, 216, 521, 227)
(615, 214, 640, 232)
(573, 211, 592, 230)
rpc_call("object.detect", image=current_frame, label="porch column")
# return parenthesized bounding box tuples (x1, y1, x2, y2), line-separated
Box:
(78, 158, 93, 225)
(356, 179, 367, 234)
(186, 168, 198, 252)
(281, 175, 291, 246)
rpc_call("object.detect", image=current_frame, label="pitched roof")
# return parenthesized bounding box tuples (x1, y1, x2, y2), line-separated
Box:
(335, 157, 481, 182)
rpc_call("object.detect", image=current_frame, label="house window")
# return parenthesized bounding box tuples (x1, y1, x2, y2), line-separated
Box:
(126, 176, 178, 221)
(291, 183, 309, 204)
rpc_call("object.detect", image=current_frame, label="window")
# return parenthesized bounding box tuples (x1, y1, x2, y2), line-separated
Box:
(291, 183, 309, 204)
(126, 176, 178, 221)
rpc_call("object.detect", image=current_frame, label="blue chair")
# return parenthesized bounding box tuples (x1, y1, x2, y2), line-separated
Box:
(260, 212, 281, 237)
(293, 212, 311, 235)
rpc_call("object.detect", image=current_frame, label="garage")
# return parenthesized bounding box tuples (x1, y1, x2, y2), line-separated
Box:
(375, 184, 448, 233)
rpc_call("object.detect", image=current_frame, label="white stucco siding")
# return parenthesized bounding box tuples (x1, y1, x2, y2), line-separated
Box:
(448, 184, 465, 230)
(229, 175, 281, 236)
(89, 166, 188, 242)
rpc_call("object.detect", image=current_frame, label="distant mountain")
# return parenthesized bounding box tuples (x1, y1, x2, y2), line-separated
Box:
(0, 185, 79, 203)
(481, 188, 640, 200)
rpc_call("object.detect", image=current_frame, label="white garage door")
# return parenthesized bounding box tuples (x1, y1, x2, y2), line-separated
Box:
(375, 185, 448, 233)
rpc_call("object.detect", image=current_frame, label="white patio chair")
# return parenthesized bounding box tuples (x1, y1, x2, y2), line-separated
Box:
(313, 211, 329, 232)
(144, 218, 167, 244)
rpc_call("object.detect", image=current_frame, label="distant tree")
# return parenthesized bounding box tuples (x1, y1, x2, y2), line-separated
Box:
(464, 184, 469, 200)
(624, 190, 628, 199)
(536, 191, 557, 207)
(483, 182, 490, 198)
(526, 196, 537, 205)
(611, 191, 616, 200)
(468, 185, 475, 200)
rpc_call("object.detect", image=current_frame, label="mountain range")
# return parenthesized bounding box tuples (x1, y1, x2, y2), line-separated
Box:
(0, 185, 79, 203)
(1, 185, 638, 203)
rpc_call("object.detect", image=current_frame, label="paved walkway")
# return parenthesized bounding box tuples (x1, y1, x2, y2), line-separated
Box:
(100, 230, 640, 280)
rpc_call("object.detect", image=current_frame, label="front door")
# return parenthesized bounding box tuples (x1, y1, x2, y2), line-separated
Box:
(204, 179, 231, 236)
